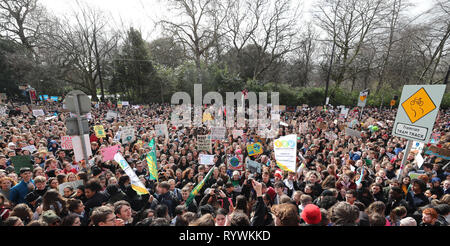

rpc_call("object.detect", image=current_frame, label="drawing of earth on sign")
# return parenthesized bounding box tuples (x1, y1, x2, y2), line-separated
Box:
(229, 157, 240, 168)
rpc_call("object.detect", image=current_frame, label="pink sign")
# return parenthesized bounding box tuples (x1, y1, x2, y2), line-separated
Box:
(61, 136, 73, 150)
(101, 145, 120, 161)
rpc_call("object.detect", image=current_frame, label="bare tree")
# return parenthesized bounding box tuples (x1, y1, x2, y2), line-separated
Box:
(0, 0, 50, 54)
(50, 1, 119, 100)
(314, 0, 390, 90)
(160, 0, 230, 83)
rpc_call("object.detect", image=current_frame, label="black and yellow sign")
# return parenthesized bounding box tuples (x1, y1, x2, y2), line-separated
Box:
(401, 88, 436, 124)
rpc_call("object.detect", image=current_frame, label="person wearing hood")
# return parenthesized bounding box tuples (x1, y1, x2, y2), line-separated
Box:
(47, 140, 59, 156)
(430, 177, 444, 199)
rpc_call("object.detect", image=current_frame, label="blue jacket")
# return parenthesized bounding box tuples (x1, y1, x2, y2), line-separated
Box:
(9, 179, 34, 204)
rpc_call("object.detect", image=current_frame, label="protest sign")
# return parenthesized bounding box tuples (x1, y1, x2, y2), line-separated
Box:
(199, 154, 215, 165)
(101, 145, 120, 162)
(20, 105, 30, 113)
(45, 116, 58, 121)
(11, 156, 33, 174)
(299, 122, 308, 134)
(21, 145, 37, 154)
(113, 131, 121, 142)
(122, 101, 129, 106)
(32, 109, 45, 117)
(58, 180, 84, 196)
(94, 125, 106, 138)
(273, 134, 297, 172)
(72, 134, 92, 162)
(271, 114, 280, 121)
(114, 153, 149, 195)
(211, 127, 226, 140)
(280, 121, 289, 127)
(155, 124, 168, 137)
(365, 117, 376, 127)
(245, 158, 262, 174)
(415, 153, 424, 169)
(412, 141, 424, 152)
(247, 142, 263, 156)
(227, 155, 244, 170)
(232, 129, 243, 139)
(0, 106, 7, 116)
(325, 131, 338, 141)
(61, 136, 73, 150)
(197, 135, 212, 152)
(345, 128, 362, 138)
(424, 145, 450, 160)
(409, 172, 421, 180)
(430, 132, 441, 144)
(106, 110, 119, 120)
(121, 126, 135, 144)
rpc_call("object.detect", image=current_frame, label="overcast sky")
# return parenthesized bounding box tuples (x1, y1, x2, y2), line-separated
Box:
(40, 0, 435, 41)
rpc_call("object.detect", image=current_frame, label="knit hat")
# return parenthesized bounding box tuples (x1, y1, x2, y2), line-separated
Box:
(399, 217, 417, 226)
(431, 177, 441, 183)
(301, 204, 322, 225)
(266, 187, 276, 201)
(274, 169, 283, 179)
(42, 210, 61, 224)
(232, 171, 240, 177)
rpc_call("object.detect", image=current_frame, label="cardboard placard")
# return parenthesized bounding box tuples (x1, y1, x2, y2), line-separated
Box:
(94, 125, 106, 138)
(101, 145, 120, 162)
(245, 158, 262, 174)
(227, 155, 244, 170)
(199, 154, 215, 165)
(61, 136, 74, 150)
(211, 127, 226, 140)
(247, 143, 263, 156)
(58, 180, 84, 196)
(155, 124, 168, 137)
(197, 135, 212, 152)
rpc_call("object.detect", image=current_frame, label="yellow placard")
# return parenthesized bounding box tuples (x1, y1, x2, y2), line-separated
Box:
(94, 125, 106, 138)
(401, 88, 436, 123)
(247, 143, 263, 156)
(390, 100, 396, 106)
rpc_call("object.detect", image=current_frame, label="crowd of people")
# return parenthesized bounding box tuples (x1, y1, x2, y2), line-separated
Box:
(0, 99, 449, 227)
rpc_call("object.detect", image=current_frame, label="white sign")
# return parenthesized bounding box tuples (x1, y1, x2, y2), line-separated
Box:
(392, 85, 446, 142)
(415, 153, 424, 169)
(199, 154, 215, 165)
(232, 130, 243, 139)
(273, 134, 297, 172)
(197, 135, 212, 151)
(58, 180, 84, 195)
(325, 132, 338, 141)
(121, 126, 135, 144)
(299, 122, 308, 134)
(358, 90, 369, 107)
(61, 136, 74, 150)
(0, 106, 7, 116)
(280, 121, 288, 127)
(211, 127, 226, 140)
(394, 123, 428, 142)
(155, 124, 168, 137)
(72, 134, 92, 162)
(32, 109, 45, 117)
(106, 111, 119, 120)
(22, 145, 37, 153)
(345, 127, 362, 138)
(114, 153, 148, 195)
(45, 116, 58, 121)
(271, 114, 280, 121)
(412, 141, 425, 152)
(122, 101, 129, 106)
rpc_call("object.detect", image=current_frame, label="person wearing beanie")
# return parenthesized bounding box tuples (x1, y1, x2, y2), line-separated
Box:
(42, 210, 61, 226)
(400, 217, 417, 226)
(301, 204, 322, 226)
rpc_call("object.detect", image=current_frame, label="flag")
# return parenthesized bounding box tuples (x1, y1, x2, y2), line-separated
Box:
(114, 153, 149, 195)
(185, 167, 214, 207)
(146, 139, 159, 182)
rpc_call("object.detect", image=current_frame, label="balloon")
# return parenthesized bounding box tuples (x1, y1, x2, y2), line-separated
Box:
(372, 126, 379, 132)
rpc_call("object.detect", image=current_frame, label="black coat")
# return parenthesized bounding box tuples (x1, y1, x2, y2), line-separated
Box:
(84, 191, 109, 215)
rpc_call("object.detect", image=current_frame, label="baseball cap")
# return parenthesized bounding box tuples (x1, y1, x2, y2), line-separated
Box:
(301, 204, 322, 225)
